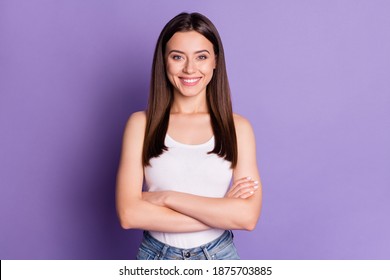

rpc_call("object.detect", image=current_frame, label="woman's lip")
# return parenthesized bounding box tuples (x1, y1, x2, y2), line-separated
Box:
(179, 77, 201, 86)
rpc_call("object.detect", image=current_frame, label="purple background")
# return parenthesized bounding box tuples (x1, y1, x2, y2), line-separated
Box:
(1, 0, 389, 259)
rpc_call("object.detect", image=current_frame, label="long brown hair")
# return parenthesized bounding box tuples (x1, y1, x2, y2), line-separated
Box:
(142, 12, 237, 168)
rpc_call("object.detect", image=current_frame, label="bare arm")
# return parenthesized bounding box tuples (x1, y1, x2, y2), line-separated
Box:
(115, 111, 211, 232)
(143, 115, 263, 231)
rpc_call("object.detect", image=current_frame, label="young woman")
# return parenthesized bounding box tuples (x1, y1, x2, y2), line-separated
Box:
(116, 12, 262, 260)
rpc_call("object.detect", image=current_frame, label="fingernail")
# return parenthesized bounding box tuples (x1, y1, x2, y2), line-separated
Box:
(254, 185, 259, 189)
(246, 176, 252, 180)
(254, 181, 259, 184)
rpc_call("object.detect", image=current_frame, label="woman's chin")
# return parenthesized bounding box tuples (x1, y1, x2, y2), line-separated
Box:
(175, 88, 206, 98)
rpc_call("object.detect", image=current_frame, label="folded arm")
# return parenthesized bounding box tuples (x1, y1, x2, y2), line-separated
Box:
(143, 189, 260, 231)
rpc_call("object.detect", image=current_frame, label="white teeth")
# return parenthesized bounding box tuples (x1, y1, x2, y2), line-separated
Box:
(183, 78, 200, 83)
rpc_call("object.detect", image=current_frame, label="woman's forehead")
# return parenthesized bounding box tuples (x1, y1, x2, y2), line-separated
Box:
(166, 31, 214, 53)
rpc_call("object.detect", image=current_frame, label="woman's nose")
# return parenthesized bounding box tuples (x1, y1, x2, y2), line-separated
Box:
(183, 59, 196, 74)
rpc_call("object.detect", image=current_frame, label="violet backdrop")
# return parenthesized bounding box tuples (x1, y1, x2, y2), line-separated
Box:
(0, 0, 389, 259)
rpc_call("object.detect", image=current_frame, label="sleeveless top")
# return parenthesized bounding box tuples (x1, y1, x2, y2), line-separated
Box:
(144, 134, 233, 249)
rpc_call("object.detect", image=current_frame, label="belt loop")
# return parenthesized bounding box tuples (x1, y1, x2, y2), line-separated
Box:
(158, 244, 169, 260)
(201, 246, 212, 260)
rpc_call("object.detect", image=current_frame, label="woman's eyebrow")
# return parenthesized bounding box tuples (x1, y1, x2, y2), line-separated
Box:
(168, 49, 211, 55)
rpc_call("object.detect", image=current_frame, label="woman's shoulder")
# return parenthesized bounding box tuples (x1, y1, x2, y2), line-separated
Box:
(129, 110, 147, 121)
(233, 113, 253, 131)
(125, 111, 147, 134)
(233, 113, 255, 140)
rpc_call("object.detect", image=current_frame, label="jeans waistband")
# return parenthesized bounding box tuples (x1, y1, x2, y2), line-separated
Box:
(141, 230, 234, 260)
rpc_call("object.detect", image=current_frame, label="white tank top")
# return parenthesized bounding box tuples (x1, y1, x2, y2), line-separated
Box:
(144, 134, 233, 249)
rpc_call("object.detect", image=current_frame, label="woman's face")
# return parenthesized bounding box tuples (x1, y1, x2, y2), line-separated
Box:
(165, 31, 216, 98)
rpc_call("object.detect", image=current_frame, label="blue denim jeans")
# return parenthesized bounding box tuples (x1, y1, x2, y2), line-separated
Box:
(136, 230, 240, 260)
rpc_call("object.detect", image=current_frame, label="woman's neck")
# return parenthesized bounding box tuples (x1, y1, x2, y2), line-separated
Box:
(170, 92, 209, 114)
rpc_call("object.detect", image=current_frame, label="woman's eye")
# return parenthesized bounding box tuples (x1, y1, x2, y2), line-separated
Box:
(198, 55, 207, 60)
(172, 55, 182, 60)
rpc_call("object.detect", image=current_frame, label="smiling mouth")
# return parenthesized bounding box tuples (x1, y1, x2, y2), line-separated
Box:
(180, 77, 201, 86)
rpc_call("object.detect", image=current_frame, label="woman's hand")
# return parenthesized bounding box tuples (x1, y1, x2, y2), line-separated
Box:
(225, 177, 259, 199)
